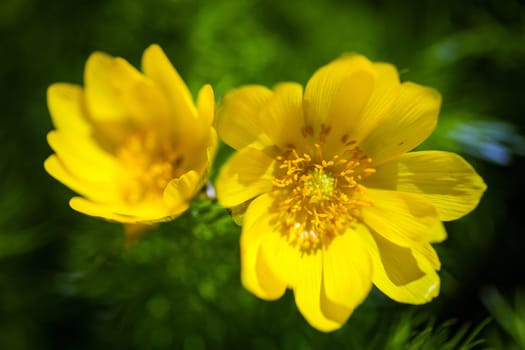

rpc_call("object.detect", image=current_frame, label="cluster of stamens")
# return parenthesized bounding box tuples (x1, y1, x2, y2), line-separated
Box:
(272, 124, 375, 253)
(117, 131, 183, 204)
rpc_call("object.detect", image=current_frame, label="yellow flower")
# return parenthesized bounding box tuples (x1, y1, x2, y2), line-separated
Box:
(215, 55, 486, 332)
(45, 44, 217, 228)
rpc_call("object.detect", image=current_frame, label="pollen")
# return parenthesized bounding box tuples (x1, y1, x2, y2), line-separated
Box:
(272, 125, 375, 253)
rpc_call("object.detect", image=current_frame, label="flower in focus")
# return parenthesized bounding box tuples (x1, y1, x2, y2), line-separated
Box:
(45, 44, 217, 235)
(215, 55, 486, 331)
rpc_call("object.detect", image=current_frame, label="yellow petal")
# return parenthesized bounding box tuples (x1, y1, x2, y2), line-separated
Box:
(205, 129, 218, 171)
(179, 84, 216, 173)
(177, 136, 215, 185)
(69, 196, 184, 224)
(217, 85, 274, 150)
(323, 67, 377, 154)
(328, 70, 375, 130)
(254, 244, 288, 300)
(362, 189, 440, 246)
(44, 155, 119, 203)
(259, 82, 305, 149)
(102, 56, 175, 137)
(359, 82, 441, 165)
(108, 57, 147, 108)
(252, 195, 356, 321)
(111, 56, 144, 86)
(46, 131, 121, 183)
(117, 76, 172, 132)
(322, 225, 373, 313)
(240, 194, 287, 299)
(258, 229, 301, 288)
(197, 83, 215, 130)
(324, 62, 402, 157)
(216, 147, 275, 208)
(360, 230, 440, 304)
(142, 45, 209, 169)
(84, 52, 127, 121)
(142, 44, 198, 133)
(318, 285, 353, 327)
(78, 198, 170, 223)
(303, 55, 374, 136)
(163, 170, 200, 209)
(351, 63, 401, 139)
(427, 221, 447, 243)
(365, 151, 487, 221)
(242, 193, 366, 331)
(47, 84, 91, 135)
(294, 249, 343, 332)
(69, 197, 136, 222)
(84, 53, 164, 147)
(413, 240, 441, 270)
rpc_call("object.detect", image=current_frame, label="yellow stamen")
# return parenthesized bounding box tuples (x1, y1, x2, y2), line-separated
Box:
(117, 131, 182, 204)
(272, 126, 375, 254)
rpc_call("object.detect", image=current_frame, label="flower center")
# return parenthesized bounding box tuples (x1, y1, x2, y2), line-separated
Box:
(304, 168, 335, 201)
(272, 125, 375, 253)
(117, 132, 183, 204)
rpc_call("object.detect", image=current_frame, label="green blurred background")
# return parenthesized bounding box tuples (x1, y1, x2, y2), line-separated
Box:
(1, 0, 525, 348)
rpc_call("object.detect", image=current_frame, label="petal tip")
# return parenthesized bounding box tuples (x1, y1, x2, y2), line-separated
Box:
(143, 43, 164, 60)
(43, 154, 59, 176)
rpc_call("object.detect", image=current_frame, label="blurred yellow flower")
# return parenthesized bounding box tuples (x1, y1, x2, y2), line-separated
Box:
(45, 44, 217, 231)
(216, 55, 486, 331)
